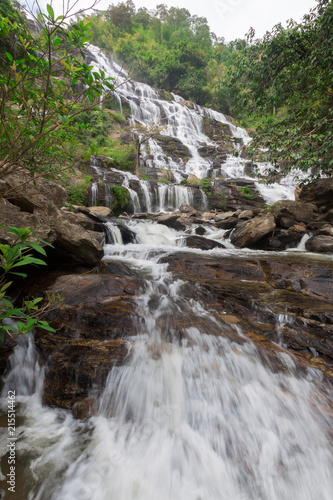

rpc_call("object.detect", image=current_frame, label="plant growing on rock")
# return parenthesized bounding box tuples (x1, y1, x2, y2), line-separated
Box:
(200, 177, 213, 195)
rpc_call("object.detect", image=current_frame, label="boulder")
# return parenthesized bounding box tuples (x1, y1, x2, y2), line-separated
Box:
(0, 174, 103, 266)
(273, 200, 317, 225)
(231, 216, 276, 248)
(299, 178, 333, 211)
(187, 174, 201, 186)
(215, 216, 239, 230)
(305, 235, 333, 253)
(156, 213, 185, 231)
(215, 211, 236, 222)
(87, 206, 112, 218)
(185, 235, 226, 250)
(179, 203, 197, 216)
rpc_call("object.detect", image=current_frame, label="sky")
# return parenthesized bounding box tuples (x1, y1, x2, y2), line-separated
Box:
(28, 0, 318, 42)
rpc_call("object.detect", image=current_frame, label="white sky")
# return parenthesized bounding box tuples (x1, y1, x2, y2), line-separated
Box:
(28, 0, 318, 42)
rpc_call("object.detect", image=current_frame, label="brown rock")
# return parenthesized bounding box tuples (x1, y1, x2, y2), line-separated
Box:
(298, 178, 333, 210)
(305, 235, 333, 253)
(274, 200, 317, 224)
(231, 216, 276, 248)
(185, 235, 226, 250)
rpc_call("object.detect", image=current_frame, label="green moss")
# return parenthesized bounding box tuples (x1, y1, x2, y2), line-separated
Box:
(110, 185, 129, 213)
(239, 186, 256, 200)
(200, 178, 212, 195)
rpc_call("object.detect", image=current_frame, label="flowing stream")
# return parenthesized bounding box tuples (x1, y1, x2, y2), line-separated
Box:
(1, 221, 332, 499)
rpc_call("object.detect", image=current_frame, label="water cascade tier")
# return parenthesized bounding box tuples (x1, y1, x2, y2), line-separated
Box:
(1, 219, 332, 499)
(86, 47, 307, 213)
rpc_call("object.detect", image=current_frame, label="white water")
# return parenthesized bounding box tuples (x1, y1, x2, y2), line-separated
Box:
(1, 222, 332, 499)
(88, 47, 301, 209)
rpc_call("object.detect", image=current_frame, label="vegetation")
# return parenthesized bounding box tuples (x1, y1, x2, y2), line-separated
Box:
(84, 2, 238, 109)
(238, 186, 255, 200)
(0, 1, 116, 181)
(200, 178, 213, 195)
(227, 0, 333, 178)
(110, 184, 129, 212)
(0, 226, 58, 341)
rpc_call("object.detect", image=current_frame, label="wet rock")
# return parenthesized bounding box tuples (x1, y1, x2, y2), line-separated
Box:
(156, 213, 185, 231)
(231, 216, 276, 248)
(195, 226, 206, 236)
(185, 235, 226, 250)
(35, 271, 145, 412)
(299, 178, 333, 211)
(305, 235, 333, 253)
(161, 251, 333, 372)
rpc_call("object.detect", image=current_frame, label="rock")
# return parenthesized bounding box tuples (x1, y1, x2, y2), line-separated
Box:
(316, 224, 333, 237)
(201, 212, 215, 220)
(63, 211, 103, 232)
(51, 214, 104, 265)
(87, 206, 112, 218)
(231, 216, 276, 248)
(179, 203, 197, 216)
(0, 172, 68, 211)
(0, 199, 56, 245)
(215, 216, 239, 230)
(185, 235, 226, 250)
(195, 226, 206, 236)
(238, 210, 254, 220)
(214, 211, 236, 222)
(35, 270, 145, 412)
(160, 251, 333, 373)
(305, 235, 333, 253)
(274, 200, 317, 225)
(156, 214, 185, 231)
(298, 178, 333, 211)
(279, 217, 297, 229)
(187, 174, 201, 186)
(0, 175, 103, 266)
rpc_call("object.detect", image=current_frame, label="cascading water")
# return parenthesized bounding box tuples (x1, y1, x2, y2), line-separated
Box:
(87, 46, 302, 210)
(1, 221, 332, 500)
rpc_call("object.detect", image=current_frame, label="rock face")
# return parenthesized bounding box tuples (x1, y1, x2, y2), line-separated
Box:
(231, 216, 276, 248)
(35, 264, 145, 413)
(161, 251, 333, 378)
(0, 173, 104, 265)
(299, 178, 333, 210)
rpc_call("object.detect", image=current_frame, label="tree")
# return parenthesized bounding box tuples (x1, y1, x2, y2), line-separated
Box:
(0, 1, 119, 182)
(228, 0, 333, 179)
(130, 122, 166, 177)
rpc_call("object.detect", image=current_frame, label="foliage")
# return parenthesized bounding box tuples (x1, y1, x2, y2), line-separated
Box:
(84, 3, 228, 106)
(228, 0, 333, 178)
(0, 1, 116, 181)
(200, 177, 213, 195)
(238, 186, 255, 200)
(110, 184, 129, 212)
(0, 226, 57, 341)
(180, 178, 187, 185)
(67, 175, 93, 205)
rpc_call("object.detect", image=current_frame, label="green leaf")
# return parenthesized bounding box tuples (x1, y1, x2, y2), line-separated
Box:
(46, 4, 55, 21)
(26, 241, 47, 256)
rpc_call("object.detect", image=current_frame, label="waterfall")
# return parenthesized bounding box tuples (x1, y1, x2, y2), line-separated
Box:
(90, 181, 98, 206)
(1, 220, 332, 499)
(87, 46, 307, 209)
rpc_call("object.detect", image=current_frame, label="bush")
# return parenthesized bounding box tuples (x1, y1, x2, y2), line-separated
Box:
(0, 226, 57, 341)
(67, 175, 92, 206)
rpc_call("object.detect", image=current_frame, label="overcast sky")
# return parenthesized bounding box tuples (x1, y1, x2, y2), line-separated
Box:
(29, 0, 318, 41)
